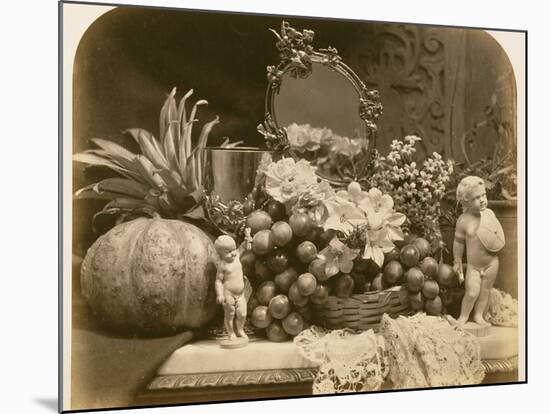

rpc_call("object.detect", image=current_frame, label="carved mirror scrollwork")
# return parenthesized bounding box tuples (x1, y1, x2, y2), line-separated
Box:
(258, 21, 384, 184)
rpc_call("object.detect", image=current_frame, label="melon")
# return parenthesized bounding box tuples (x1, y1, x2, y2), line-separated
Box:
(80, 217, 217, 335)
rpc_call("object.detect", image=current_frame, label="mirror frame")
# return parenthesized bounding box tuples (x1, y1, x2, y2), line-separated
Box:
(258, 21, 384, 165)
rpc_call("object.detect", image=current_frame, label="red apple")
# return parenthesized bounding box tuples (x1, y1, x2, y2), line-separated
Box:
(296, 241, 318, 264)
(425, 296, 443, 315)
(247, 210, 273, 234)
(288, 282, 309, 306)
(267, 250, 290, 273)
(419, 257, 439, 278)
(266, 320, 289, 342)
(251, 305, 273, 328)
(289, 212, 313, 237)
(256, 281, 276, 305)
(274, 268, 298, 293)
(252, 229, 274, 255)
(271, 221, 293, 247)
(297, 272, 318, 296)
(437, 263, 457, 287)
(412, 237, 431, 259)
(383, 260, 404, 284)
(282, 312, 305, 336)
(334, 274, 354, 298)
(405, 267, 424, 292)
(400, 244, 420, 268)
(310, 284, 330, 305)
(422, 279, 440, 299)
(268, 294, 292, 319)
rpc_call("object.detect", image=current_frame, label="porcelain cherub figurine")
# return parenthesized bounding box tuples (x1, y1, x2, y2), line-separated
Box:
(453, 176, 506, 327)
(214, 229, 252, 347)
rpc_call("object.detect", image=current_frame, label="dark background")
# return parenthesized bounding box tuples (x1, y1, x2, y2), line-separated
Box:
(72, 6, 515, 253)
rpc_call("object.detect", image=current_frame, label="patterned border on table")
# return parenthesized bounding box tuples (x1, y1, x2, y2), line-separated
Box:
(148, 356, 518, 391)
(481, 356, 518, 374)
(148, 368, 319, 390)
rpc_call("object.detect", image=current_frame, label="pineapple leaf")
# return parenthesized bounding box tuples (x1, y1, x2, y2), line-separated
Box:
(124, 129, 169, 170)
(159, 87, 177, 147)
(163, 126, 180, 173)
(90, 138, 135, 161)
(75, 177, 150, 199)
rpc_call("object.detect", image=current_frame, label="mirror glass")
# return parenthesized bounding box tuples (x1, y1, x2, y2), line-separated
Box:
(273, 63, 368, 181)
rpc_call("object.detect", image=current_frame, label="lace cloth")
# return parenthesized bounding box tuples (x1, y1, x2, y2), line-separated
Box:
(295, 313, 485, 394)
(486, 288, 518, 327)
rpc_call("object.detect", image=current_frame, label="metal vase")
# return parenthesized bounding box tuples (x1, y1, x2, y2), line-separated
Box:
(201, 147, 272, 202)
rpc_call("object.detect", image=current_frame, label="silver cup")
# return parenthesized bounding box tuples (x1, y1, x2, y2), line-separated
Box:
(201, 147, 272, 202)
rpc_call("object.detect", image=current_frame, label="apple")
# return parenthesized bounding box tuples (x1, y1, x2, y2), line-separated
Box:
(425, 296, 443, 316)
(334, 274, 354, 298)
(310, 284, 330, 305)
(265, 200, 286, 222)
(437, 263, 457, 287)
(422, 279, 439, 299)
(409, 291, 424, 311)
(268, 294, 292, 319)
(296, 241, 318, 264)
(252, 229, 274, 255)
(309, 258, 328, 282)
(247, 210, 273, 234)
(297, 272, 318, 296)
(271, 221, 293, 247)
(383, 260, 404, 284)
(256, 281, 276, 305)
(282, 312, 305, 336)
(289, 212, 313, 237)
(405, 267, 424, 292)
(400, 244, 420, 268)
(274, 268, 298, 293)
(288, 282, 309, 306)
(412, 237, 431, 259)
(251, 305, 273, 328)
(267, 250, 290, 273)
(419, 257, 438, 278)
(266, 320, 289, 342)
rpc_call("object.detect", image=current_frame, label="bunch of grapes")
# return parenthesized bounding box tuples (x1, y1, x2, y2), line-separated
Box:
(375, 236, 465, 316)
(241, 201, 335, 342)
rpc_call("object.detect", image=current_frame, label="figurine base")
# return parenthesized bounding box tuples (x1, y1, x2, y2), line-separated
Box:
(461, 321, 491, 337)
(220, 337, 249, 349)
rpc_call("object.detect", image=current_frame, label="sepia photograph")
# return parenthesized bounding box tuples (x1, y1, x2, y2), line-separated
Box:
(60, 1, 526, 411)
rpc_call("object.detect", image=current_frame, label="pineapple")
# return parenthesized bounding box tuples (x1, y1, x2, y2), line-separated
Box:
(74, 87, 239, 225)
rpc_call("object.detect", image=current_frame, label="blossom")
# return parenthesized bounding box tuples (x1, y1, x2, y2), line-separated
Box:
(287, 123, 322, 152)
(264, 158, 318, 207)
(332, 136, 363, 157)
(319, 237, 360, 278)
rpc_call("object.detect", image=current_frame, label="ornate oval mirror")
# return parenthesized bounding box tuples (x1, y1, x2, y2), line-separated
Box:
(259, 21, 383, 185)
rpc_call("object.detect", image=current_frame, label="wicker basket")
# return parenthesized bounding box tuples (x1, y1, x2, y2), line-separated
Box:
(312, 286, 411, 331)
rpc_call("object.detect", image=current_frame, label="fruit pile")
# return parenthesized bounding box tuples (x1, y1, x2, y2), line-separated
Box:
(242, 202, 465, 342)
(377, 236, 464, 317)
(242, 202, 337, 342)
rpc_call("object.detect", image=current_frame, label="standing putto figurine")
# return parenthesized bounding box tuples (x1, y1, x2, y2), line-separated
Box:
(453, 176, 506, 327)
(214, 229, 253, 348)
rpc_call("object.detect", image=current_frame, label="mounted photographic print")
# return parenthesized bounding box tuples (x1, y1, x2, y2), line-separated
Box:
(60, 1, 526, 412)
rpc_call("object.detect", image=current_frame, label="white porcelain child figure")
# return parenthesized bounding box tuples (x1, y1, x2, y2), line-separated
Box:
(214, 229, 252, 344)
(453, 176, 506, 326)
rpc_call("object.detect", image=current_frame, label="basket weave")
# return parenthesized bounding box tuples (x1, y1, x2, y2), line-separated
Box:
(312, 286, 410, 331)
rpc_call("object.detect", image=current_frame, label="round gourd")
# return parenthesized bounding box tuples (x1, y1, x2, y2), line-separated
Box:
(80, 217, 217, 335)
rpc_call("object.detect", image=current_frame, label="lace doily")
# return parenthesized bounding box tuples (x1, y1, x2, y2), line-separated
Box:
(295, 313, 485, 394)
(380, 313, 485, 388)
(294, 326, 389, 394)
(486, 288, 518, 327)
